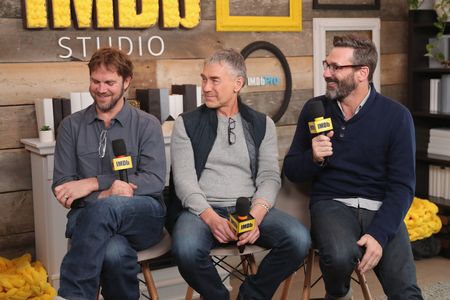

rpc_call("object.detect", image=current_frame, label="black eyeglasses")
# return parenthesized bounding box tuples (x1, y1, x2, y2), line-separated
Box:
(228, 118, 236, 145)
(98, 129, 107, 158)
(322, 60, 365, 73)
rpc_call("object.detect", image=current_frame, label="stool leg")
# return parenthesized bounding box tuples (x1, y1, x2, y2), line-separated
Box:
(301, 248, 315, 300)
(185, 286, 194, 300)
(141, 261, 158, 300)
(280, 274, 293, 300)
(355, 269, 373, 300)
(246, 254, 258, 275)
(240, 255, 249, 275)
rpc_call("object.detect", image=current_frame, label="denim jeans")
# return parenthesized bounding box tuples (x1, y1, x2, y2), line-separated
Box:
(59, 195, 166, 300)
(171, 207, 311, 300)
(311, 200, 423, 300)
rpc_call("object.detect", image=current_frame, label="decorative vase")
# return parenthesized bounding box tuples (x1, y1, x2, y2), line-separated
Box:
(39, 130, 54, 143)
(418, 0, 436, 9)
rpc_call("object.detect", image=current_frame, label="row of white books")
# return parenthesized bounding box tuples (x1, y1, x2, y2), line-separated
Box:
(428, 128, 450, 157)
(429, 75, 450, 113)
(429, 165, 450, 200)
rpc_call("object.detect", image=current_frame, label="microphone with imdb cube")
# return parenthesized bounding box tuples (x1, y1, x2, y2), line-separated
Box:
(308, 100, 333, 135)
(112, 139, 133, 183)
(229, 197, 256, 253)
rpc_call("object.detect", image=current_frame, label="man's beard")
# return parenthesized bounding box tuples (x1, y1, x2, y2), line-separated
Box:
(95, 86, 125, 113)
(325, 73, 356, 102)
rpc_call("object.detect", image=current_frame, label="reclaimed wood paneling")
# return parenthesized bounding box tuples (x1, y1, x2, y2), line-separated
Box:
(229, 0, 290, 17)
(0, 191, 34, 236)
(0, 62, 90, 105)
(241, 89, 311, 126)
(0, 0, 20, 18)
(129, 60, 158, 93)
(0, 232, 35, 260)
(277, 125, 297, 158)
(380, 53, 407, 85)
(381, 21, 408, 54)
(381, 84, 408, 104)
(0, 149, 31, 193)
(0, 105, 37, 149)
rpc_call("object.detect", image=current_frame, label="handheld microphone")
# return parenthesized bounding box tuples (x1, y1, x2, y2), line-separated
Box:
(112, 139, 133, 183)
(229, 197, 256, 253)
(308, 100, 333, 135)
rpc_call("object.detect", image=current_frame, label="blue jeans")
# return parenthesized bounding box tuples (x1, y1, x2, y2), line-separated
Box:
(171, 207, 311, 300)
(59, 195, 166, 300)
(311, 200, 423, 300)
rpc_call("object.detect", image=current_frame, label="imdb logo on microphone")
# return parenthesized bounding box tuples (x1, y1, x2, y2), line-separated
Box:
(229, 215, 256, 234)
(308, 117, 333, 134)
(112, 156, 133, 171)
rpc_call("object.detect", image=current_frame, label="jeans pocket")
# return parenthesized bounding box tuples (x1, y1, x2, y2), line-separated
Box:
(65, 208, 83, 238)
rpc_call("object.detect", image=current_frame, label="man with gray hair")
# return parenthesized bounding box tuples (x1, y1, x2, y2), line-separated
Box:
(169, 48, 311, 299)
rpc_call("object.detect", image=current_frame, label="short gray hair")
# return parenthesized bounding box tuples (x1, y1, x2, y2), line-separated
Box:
(205, 48, 247, 85)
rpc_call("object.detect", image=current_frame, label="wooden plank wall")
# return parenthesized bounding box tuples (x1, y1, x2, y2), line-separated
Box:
(0, 0, 409, 258)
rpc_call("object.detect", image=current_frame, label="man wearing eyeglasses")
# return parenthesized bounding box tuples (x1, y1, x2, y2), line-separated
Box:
(52, 48, 166, 300)
(284, 35, 422, 299)
(169, 48, 311, 300)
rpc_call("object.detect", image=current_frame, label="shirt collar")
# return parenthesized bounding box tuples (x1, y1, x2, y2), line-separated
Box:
(86, 99, 131, 127)
(337, 85, 371, 117)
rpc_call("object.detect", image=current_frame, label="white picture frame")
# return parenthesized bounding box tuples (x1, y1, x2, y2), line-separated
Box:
(313, 18, 381, 97)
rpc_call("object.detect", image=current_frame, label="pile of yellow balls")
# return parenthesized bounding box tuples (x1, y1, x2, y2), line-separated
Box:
(404, 197, 443, 242)
(0, 253, 56, 300)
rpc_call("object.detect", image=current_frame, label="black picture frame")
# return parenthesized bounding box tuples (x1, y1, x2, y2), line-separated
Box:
(313, 0, 380, 10)
(240, 41, 292, 123)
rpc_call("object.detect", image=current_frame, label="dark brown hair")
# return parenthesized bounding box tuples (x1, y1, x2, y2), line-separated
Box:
(88, 47, 133, 80)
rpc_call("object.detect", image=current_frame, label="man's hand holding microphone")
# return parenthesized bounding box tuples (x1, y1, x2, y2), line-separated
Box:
(200, 197, 265, 252)
(308, 100, 334, 164)
(99, 139, 136, 199)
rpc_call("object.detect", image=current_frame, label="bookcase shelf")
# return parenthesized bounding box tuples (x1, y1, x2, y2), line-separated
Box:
(413, 68, 450, 74)
(417, 152, 450, 165)
(408, 10, 450, 207)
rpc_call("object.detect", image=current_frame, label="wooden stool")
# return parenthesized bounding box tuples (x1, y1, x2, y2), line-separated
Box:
(301, 248, 372, 300)
(185, 244, 293, 300)
(94, 229, 171, 300)
(136, 229, 172, 300)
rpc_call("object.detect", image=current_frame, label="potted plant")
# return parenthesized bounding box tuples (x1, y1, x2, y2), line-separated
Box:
(407, 0, 435, 9)
(39, 125, 54, 143)
(425, 0, 450, 67)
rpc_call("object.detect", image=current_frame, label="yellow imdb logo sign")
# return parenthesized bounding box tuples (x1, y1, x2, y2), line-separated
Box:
(23, 0, 201, 29)
(112, 156, 133, 171)
(229, 215, 256, 234)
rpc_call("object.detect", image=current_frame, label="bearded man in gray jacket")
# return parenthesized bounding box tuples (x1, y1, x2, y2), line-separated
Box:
(169, 48, 311, 300)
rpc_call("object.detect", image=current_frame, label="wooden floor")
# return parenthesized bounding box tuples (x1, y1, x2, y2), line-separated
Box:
(229, 255, 450, 300)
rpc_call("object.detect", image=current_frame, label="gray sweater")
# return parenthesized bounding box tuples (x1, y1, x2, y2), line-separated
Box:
(171, 113, 281, 215)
